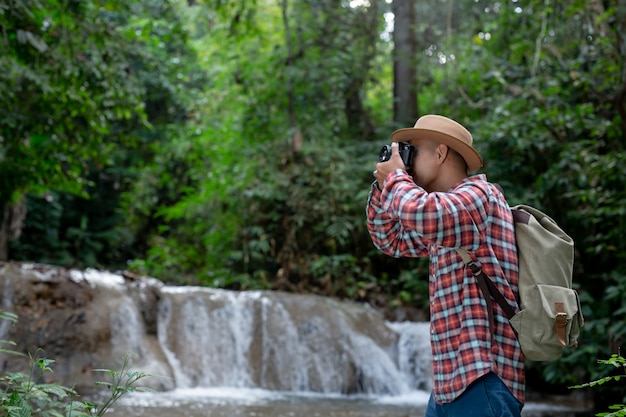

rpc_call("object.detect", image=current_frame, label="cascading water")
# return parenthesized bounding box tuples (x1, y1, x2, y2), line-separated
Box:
(0, 264, 592, 416)
(387, 321, 433, 393)
(155, 286, 432, 396)
(0, 264, 433, 399)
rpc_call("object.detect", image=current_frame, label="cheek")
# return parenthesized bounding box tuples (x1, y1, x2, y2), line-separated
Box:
(410, 155, 421, 173)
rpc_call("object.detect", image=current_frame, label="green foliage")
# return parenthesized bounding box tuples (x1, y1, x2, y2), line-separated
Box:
(11, 188, 132, 268)
(227, 140, 377, 292)
(570, 353, 626, 417)
(4, 0, 626, 397)
(416, 0, 625, 395)
(6, 0, 207, 266)
(0, 311, 21, 357)
(120, 0, 412, 309)
(0, 0, 146, 203)
(85, 355, 153, 416)
(0, 313, 152, 416)
(0, 355, 76, 417)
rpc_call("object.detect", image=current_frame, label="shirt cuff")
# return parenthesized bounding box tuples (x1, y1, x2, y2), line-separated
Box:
(379, 169, 413, 212)
(368, 181, 383, 206)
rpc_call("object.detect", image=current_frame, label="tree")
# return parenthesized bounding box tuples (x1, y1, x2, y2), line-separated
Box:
(392, 0, 418, 125)
(424, 0, 626, 409)
(124, 0, 394, 291)
(3, 0, 206, 267)
(5, 1, 626, 407)
(0, 0, 147, 260)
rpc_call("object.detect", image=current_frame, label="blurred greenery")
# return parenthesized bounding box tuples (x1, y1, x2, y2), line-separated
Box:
(1, 0, 625, 411)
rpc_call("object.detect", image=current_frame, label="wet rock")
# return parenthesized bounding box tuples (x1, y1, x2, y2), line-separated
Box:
(0, 262, 427, 396)
(0, 262, 174, 393)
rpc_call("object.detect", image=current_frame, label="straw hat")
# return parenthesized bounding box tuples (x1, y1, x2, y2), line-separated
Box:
(391, 115, 483, 172)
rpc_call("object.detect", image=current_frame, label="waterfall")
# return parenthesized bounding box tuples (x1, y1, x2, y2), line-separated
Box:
(387, 321, 433, 393)
(0, 264, 433, 398)
(154, 287, 432, 396)
(1, 264, 595, 416)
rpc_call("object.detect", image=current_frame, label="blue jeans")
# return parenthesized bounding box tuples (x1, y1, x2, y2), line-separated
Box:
(425, 373, 523, 417)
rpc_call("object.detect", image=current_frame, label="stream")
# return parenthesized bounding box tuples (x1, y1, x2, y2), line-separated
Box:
(101, 387, 588, 417)
(0, 265, 592, 417)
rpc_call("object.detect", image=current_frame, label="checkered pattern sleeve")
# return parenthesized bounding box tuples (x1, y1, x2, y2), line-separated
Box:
(366, 170, 524, 405)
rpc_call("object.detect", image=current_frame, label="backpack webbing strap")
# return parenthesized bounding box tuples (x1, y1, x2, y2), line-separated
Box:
(554, 303, 567, 346)
(456, 249, 517, 336)
(511, 208, 531, 225)
(472, 264, 497, 345)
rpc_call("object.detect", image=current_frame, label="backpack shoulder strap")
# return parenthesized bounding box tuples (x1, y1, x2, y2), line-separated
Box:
(456, 249, 516, 320)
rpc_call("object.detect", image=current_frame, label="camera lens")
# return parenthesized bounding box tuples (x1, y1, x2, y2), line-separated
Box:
(379, 145, 392, 162)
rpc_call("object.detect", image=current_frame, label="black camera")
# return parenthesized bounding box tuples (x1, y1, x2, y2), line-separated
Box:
(378, 142, 415, 168)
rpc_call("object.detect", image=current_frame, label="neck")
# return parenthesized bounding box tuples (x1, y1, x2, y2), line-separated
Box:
(429, 170, 468, 192)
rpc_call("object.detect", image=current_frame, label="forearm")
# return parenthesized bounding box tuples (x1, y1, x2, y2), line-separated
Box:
(366, 178, 428, 258)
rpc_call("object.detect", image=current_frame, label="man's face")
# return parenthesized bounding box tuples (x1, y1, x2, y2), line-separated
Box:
(407, 138, 440, 191)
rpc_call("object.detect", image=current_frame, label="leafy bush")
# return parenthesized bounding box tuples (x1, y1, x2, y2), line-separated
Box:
(0, 311, 151, 417)
(570, 353, 626, 417)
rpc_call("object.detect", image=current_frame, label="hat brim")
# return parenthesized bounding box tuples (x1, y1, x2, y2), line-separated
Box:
(391, 128, 483, 172)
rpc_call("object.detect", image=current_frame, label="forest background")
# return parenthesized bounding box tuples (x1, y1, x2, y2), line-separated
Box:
(1, 0, 625, 410)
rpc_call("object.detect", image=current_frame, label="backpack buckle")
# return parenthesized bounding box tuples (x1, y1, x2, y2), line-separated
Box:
(555, 312, 568, 346)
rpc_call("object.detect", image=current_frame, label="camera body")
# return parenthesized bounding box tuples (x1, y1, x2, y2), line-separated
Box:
(379, 142, 415, 168)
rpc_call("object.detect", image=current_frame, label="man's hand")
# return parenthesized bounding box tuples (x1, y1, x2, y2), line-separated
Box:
(373, 142, 405, 190)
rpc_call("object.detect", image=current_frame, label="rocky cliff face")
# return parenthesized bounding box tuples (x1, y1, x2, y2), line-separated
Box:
(0, 262, 433, 396)
(0, 262, 175, 393)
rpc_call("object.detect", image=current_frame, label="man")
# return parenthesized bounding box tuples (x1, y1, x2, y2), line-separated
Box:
(366, 115, 524, 416)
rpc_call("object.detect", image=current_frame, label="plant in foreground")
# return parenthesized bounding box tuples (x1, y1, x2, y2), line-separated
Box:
(570, 352, 626, 417)
(79, 353, 154, 416)
(0, 311, 152, 416)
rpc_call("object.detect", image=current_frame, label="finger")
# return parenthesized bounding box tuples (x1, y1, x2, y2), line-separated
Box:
(391, 142, 399, 154)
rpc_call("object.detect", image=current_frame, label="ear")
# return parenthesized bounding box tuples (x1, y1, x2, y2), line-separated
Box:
(436, 144, 449, 164)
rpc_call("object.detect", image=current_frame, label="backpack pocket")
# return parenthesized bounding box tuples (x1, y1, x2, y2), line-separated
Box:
(509, 284, 584, 361)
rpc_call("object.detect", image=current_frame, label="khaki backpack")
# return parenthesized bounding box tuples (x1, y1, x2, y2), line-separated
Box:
(457, 204, 584, 361)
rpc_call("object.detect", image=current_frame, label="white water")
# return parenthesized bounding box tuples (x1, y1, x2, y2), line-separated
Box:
(105, 387, 586, 417)
(105, 387, 430, 417)
(102, 277, 436, 415)
(0, 265, 435, 401)
(153, 286, 432, 397)
(1, 266, 590, 416)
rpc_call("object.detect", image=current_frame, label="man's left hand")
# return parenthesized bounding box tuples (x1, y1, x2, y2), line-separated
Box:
(373, 142, 405, 190)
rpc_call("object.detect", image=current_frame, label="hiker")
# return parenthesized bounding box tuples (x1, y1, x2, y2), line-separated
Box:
(366, 115, 525, 416)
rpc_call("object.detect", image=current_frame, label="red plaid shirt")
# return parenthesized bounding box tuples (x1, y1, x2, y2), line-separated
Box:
(367, 170, 524, 405)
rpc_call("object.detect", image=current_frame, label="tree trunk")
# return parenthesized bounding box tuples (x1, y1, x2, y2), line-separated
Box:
(392, 0, 418, 126)
(0, 204, 10, 261)
(345, 77, 376, 141)
(0, 198, 27, 261)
